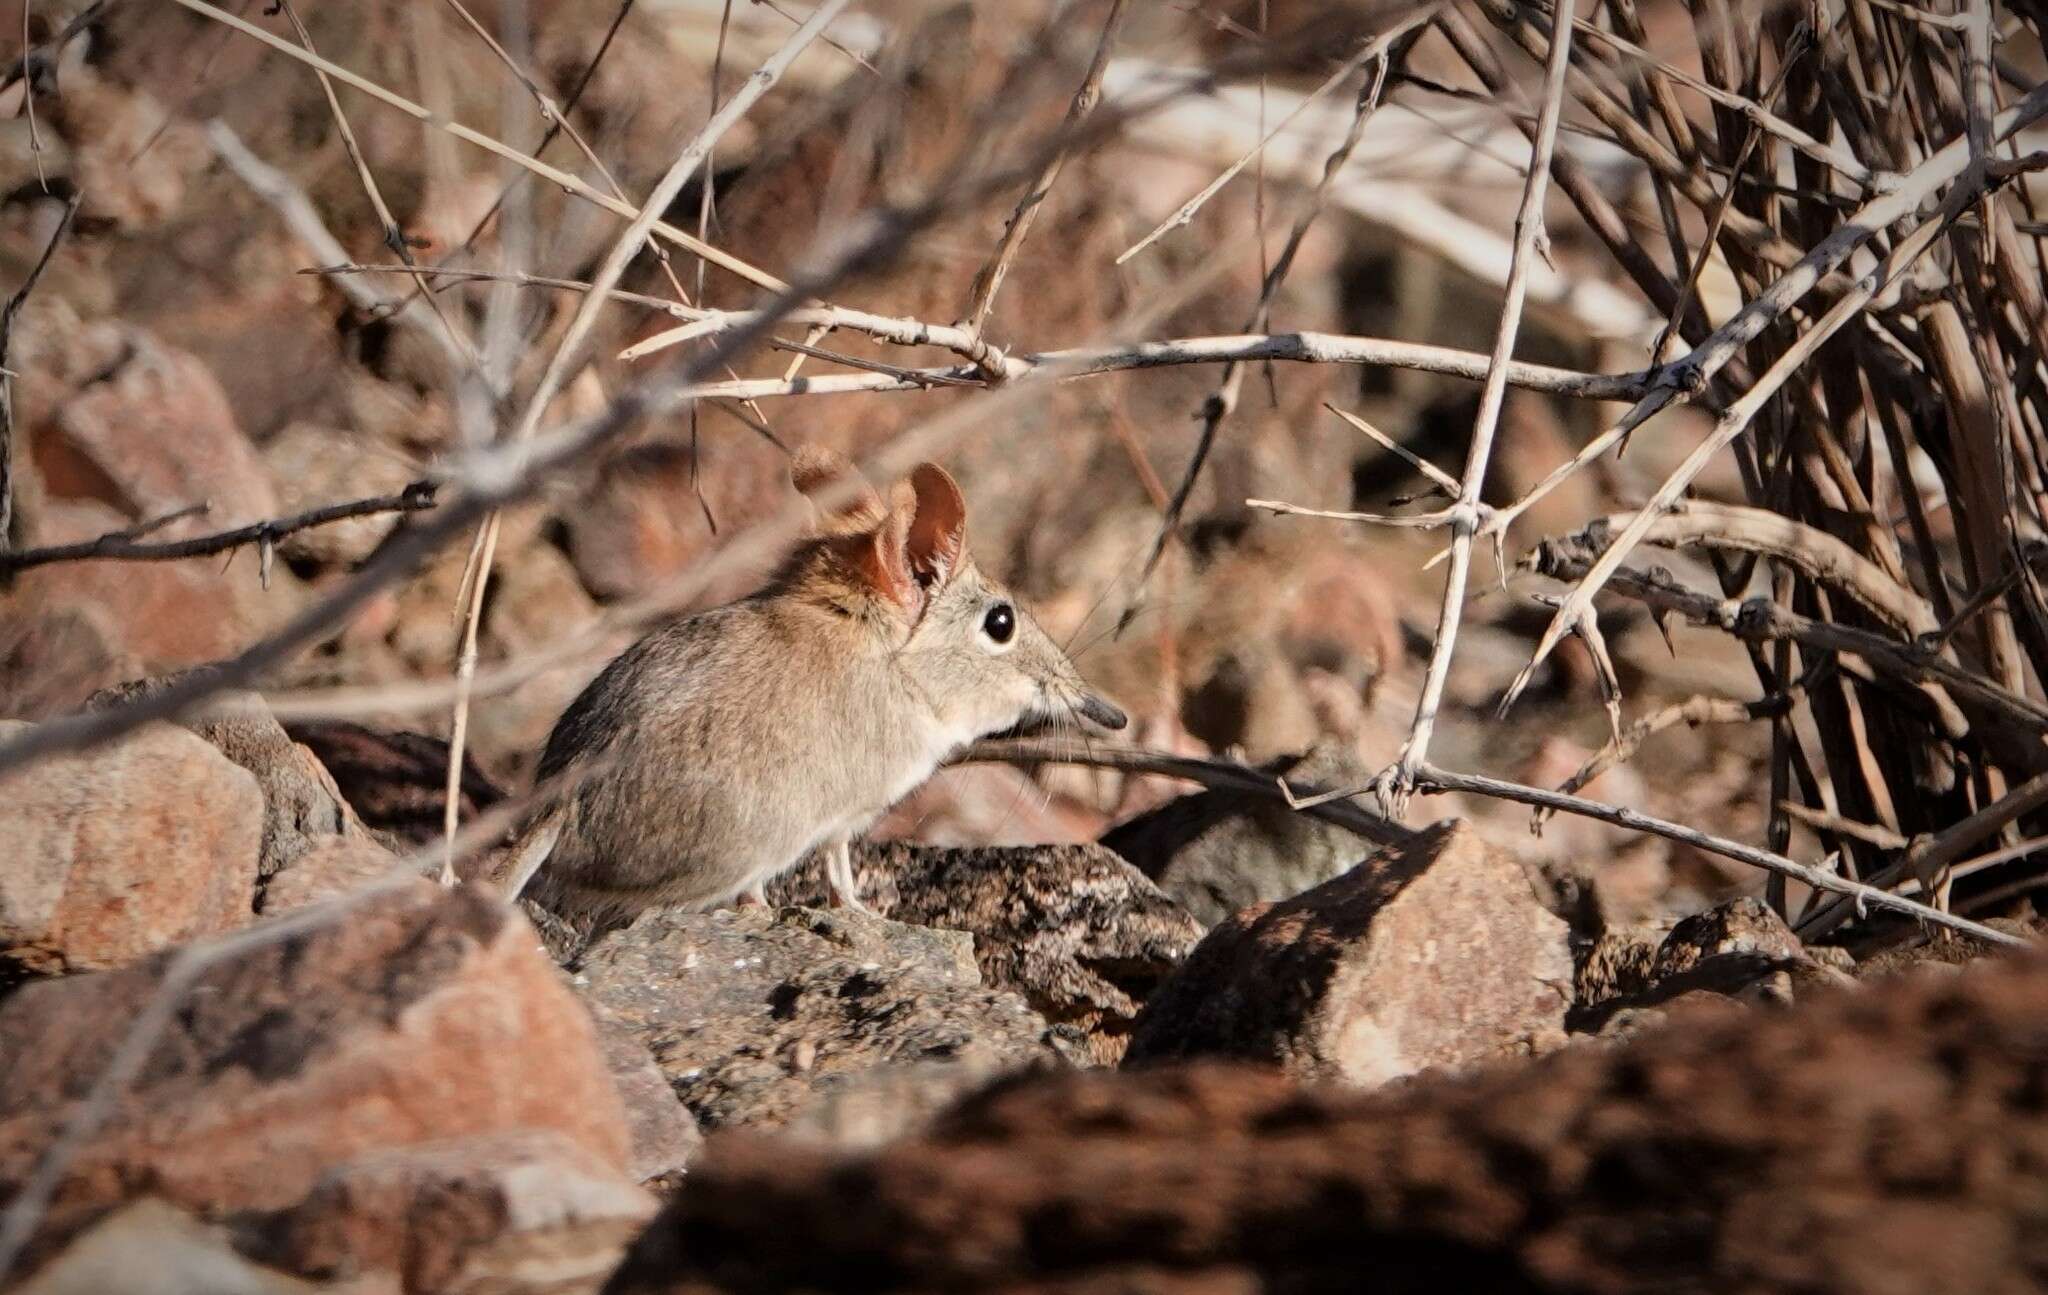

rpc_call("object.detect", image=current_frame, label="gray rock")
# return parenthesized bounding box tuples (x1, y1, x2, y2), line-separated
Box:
(1570, 898, 1856, 1032)
(589, 1007, 703, 1184)
(569, 905, 1059, 1136)
(1653, 897, 1807, 978)
(770, 842, 1202, 1064)
(1125, 820, 1573, 1085)
(1100, 745, 1408, 926)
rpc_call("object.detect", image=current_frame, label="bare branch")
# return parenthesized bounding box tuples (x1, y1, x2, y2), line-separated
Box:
(960, 0, 1130, 340)
(1410, 762, 2028, 948)
(1380, 0, 1580, 809)
(0, 482, 439, 574)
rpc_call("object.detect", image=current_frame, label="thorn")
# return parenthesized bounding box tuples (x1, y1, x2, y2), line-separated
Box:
(1654, 609, 1680, 656)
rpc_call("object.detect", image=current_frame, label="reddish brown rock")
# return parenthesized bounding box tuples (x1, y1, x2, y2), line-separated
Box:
(0, 720, 263, 974)
(34, 323, 279, 533)
(0, 600, 136, 723)
(588, 1009, 704, 1185)
(259, 835, 414, 915)
(87, 679, 369, 883)
(250, 1131, 654, 1295)
(605, 951, 2048, 1294)
(0, 881, 631, 1274)
(1124, 820, 1573, 1084)
(262, 422, 420, 567)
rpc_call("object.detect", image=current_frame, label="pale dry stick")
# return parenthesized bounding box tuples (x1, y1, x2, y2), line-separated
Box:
(314, 262, 698, 320)
(1113, 8, 1433, 266)
(656, 331, 1654, 400)
(438, 0, 620, 196)
(1778, 799, 1909, 850)
(1568, 501, 1942, 638)
(1407, 761, 2030, 948)
(206, 121, 469, 375)
(169, 0, 788, 293)
(1249, 498, 1461, 529)
(1602, 0, 1697, 166)
(1477, 0, 1832, 283)
(959, 0, 1130, 346)
(961, 740, 2029, 948)
(1378, 0, 1580, 811)
(1430, 8, 1712, 351)
(1325, 402, 1458, 497)
(490, 0, 853, 456)
(436, 0, 733, 364)
(0, 191, 76, 554)
(765, 334, 978, 386)
(1113, 76, 1659, 340)
(181, 0, 1239, 377)
(20, 0, 43, 191)
(1939, 833, 2048, 890)
(752, 0, 878, 74)
(1524, 550, 2048, 737)
(1647, 23, 1811, 366)
(1496, 175, 1986, 717)
(405, 0, 639, 318)
(1479, 79, 2048, 557)
(1533, 588, 1624, 744)
(274, 0, 487, 386)
(440, 0, 858, 881)
(622, 302, 1029, 369)
(1858, 0, 1973, 32)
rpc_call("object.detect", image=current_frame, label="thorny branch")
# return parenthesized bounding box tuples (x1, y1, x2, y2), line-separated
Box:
(1378, 0, 1579, 811)
(966, 741, 2028, 949)
(0, 482, 439, 575)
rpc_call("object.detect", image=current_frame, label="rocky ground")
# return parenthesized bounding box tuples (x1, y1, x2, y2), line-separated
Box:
(3, 2, 2044, 1292)
(2, 689, 2040, 1293)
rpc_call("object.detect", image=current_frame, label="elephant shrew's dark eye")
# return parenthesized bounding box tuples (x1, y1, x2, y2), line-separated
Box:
(982, 602, 1016, 645)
